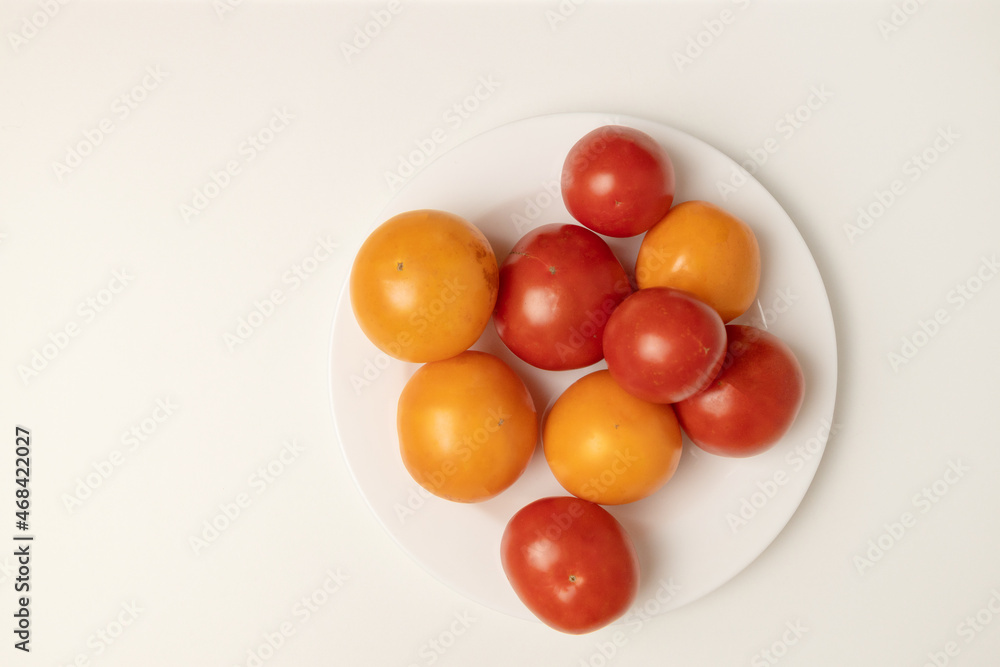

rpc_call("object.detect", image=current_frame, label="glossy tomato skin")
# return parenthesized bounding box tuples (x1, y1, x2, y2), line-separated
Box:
(494, 224, 631, 371)
(544, 370, 683, 505)
(603, 287, 727, 404)
(500, 496, 639, 634)
(397, 351, 538, 502)
(636, 200, 760, 323)
(561, 126, 675, 238)
(350, 209, 499, 363)
(675, 325, 805, 457)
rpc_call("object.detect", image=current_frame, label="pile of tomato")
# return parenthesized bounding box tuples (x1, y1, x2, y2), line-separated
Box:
(349, 125, 805, 634)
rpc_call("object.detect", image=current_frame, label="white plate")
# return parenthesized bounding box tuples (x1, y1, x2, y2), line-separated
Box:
(328, 112, 837, 622)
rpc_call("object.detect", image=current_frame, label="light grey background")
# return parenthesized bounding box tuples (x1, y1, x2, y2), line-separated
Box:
(2, 1, 999, 665)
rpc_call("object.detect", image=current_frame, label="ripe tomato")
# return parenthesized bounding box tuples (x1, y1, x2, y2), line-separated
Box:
(635, 200, 760, 322)
(397, 351, 537, 502)
(543, 370, 683, 505)
(500, 496, 639, 634)
(561, 125, 675, 238)
(674, 325, 805, 457)
(350, 209, 499, 363)
(493, 224, 631, 371)
(603, 287, 727, 404)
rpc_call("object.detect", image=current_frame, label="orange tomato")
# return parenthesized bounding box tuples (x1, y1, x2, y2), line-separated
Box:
(397, 351, 538, 503)
(350, 209, 499, 363)
(635, 200, 760, 322)
(543, 370, 682, 505)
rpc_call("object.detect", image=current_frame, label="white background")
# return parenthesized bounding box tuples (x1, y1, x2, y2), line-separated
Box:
(2, 1, 999, 666)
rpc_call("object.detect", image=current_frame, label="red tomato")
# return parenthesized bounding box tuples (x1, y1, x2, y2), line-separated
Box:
(493, 224, 631, 370)
(500, 496, 639, 634)
(561, 125, 675, 238)
(603, 287, 727, 404)
(674, 325, 805, 457)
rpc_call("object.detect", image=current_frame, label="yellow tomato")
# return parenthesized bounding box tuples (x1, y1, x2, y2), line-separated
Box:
(635, 200, 760, 322)
(397, 351, 538, 503)
(350, 209, 499, 363)
(543, 370, 682, 505)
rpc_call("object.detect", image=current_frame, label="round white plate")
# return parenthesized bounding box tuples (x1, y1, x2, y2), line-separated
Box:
(328, 112, 837, 622)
